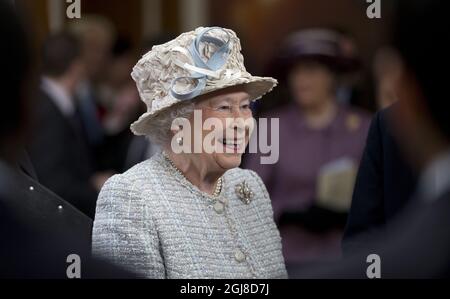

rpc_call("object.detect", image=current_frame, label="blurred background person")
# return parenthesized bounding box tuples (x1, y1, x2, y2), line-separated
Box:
(372, 47, 400, 110)
(97, 37, 142, 173)
(296, 0, 450, 278)
(0, 1, 91, 278)
(123, 33, 177, 170)
(333, 29, 364, 107)
(1, 2, 136, 278)
(343, 43, 420, 255)
(27, 32, 112, 219)
(68, 16, 116, 171)
(244, 29, 371, 273)
(342, 103, 417, 255)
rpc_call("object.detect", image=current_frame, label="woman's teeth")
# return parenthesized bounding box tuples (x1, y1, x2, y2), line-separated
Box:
(219, 139, 245, 151)
(220, 139, 243, 145)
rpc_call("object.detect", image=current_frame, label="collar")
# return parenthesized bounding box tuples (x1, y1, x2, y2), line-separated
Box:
(418, 149, 450, 202)
(41, 77, 75, 116)
(289, 102, 343, 132)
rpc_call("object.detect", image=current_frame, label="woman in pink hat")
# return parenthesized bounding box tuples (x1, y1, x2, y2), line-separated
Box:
(245, 29, 372, 271)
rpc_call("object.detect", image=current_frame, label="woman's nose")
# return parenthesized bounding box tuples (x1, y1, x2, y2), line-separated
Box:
(231, 106, 245, 118)
(231, 117, 247, 133)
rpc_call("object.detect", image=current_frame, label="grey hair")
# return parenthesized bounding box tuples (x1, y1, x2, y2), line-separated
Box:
(145, 101, 195, 147)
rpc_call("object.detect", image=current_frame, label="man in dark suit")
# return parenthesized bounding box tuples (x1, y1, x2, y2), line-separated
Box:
(0, 158, 93, 278)
(293, 0, 450, 278)
(28, 32, 112, 218)
(1, 156, 135, 278)
(0, 1, 91, 278)
(0, 2, 134, 278)
(342, 104, 417, 255)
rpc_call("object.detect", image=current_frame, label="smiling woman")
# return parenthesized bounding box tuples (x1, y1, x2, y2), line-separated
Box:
(170, 88, 254, 154)
(92, 26, 287, 279)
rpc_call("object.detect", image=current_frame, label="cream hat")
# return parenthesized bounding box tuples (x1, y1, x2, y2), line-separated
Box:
(130, 26, 277, 136)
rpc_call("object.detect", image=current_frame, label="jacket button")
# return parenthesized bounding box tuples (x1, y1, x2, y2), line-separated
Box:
(219, 196, 228, 205)
(234, 249, 246, 262)
(213, 202, 224, 214)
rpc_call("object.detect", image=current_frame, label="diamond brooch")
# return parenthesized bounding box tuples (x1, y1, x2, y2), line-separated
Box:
(235, 181, 254, 205)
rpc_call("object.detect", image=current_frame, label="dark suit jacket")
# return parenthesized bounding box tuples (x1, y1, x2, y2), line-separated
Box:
(0, 156, 136, 278)
(0, 158, 92, 278)
(342, 105, 417, 255)
(293, 188, 450, 278)
(27, 89, 98, 218)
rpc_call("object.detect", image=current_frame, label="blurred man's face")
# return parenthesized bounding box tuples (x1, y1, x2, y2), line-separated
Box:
(108, 53, 135, 86)
(373, 48, 400, 109)
(288, 61, 336, 109)
(83, 28, 113, 81)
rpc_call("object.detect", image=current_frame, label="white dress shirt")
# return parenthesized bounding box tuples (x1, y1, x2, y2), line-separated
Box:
(41, 77, 75, 117)
(418, 149, 450, 202)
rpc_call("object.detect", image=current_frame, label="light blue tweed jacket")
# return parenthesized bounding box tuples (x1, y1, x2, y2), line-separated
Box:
(92, 152, 287, 279)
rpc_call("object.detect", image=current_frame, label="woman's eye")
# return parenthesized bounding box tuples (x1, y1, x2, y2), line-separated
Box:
(241, 104, 250, 109)
(218, 106, 231, 111)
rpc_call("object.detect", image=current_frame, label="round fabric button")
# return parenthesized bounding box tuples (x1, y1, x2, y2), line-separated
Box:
(219, 196, 228, 205)
(234, 249, 246, 262)
(213, 201, 224, 214)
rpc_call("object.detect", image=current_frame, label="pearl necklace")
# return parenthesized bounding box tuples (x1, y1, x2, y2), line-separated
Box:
(162, 152, 223, 197)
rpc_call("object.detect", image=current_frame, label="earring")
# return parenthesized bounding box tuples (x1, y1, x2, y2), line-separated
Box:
(176, 137, 183, 146)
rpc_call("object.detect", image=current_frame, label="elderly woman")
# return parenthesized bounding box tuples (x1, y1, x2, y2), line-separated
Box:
(92, 27, 287, 279)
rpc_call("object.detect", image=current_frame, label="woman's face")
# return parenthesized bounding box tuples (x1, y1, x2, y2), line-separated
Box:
(190, 88, 253, 171)
(288, 60, 336, 109)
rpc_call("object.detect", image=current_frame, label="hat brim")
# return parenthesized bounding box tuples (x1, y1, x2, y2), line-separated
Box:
(130, 76, 277, 136)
